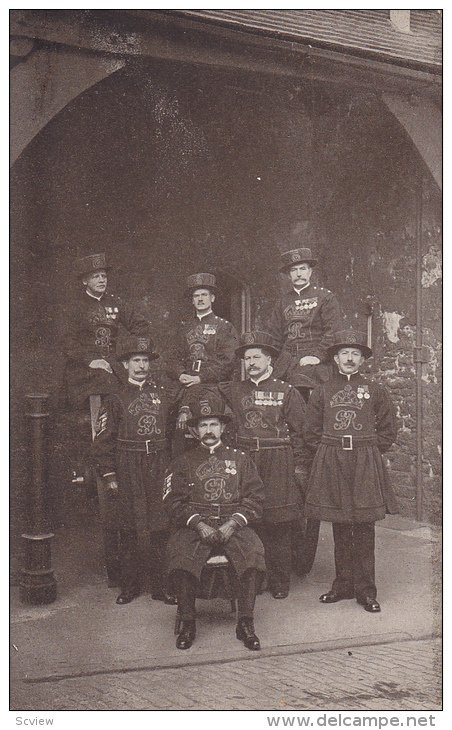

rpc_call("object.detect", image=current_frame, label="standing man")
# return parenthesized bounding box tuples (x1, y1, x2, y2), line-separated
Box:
(166, 273, 239, 449)
(267, 247, 342, 394)
(63, 253, 150, 416)
(219, 331, 307, 599)
(267, 247, 342, 576)
(92, 336, 176, 605)
(164, 392, 266, 651)
(304, 329, 398, 612)
(62, 252, 150, 584)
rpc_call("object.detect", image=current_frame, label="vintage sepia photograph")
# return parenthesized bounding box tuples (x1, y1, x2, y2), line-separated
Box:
(9, 6, 442, 717)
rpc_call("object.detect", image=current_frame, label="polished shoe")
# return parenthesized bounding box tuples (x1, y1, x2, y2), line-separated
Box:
(176, 621, 196, 650)
(116, 588, 140, 605)
(236, 618, 261, 651)
(271, 590, 289, 600)
(357, 596, 381, 613)
(319, 589, 354, 603)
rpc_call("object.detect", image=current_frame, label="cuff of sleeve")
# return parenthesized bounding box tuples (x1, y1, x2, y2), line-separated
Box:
(187, 514, 202, 528)
(231, 513, 247, 527)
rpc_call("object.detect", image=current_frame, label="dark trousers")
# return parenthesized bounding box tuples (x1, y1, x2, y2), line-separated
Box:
(174, 568, 258, 622)
(255, 522, 292, 593)
(331, 522, 376, 600)
(120, 529, 168, 596)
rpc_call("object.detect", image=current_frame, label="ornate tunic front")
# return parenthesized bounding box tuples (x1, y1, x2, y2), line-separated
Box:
(266, 284, 341, 387)
(304, 371, 398, 523)
(218, 376, 307, 522)
(164, 443, 265, 582)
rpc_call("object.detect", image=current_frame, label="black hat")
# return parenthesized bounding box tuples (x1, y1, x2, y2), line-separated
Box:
(326, 330, 372, 360)
(279, 247, 318, 273)
(185, 273, 217, 296)
(187, 391, 232, 427)
(235, 331, 280, 359)
(116, 336, 159, 361)
(75, 253, 111, 277)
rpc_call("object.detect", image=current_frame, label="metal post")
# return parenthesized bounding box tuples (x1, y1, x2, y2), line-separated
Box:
(20, 393, 57, 604)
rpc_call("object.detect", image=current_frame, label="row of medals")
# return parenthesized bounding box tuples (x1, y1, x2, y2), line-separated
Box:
(253, 391, 284, 406)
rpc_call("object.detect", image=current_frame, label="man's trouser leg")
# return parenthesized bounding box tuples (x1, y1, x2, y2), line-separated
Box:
(294, 385, 320, 575)
(119, 529, 140, 593)
(174, 570, 197, 621)
(149, 531, 169, 597)
(256, 522, 291, 594)
(237, 569, 258, 619)
(90, 395, 121, 584)
(332, 523, 355, 596)
(352, 522, 376, 601)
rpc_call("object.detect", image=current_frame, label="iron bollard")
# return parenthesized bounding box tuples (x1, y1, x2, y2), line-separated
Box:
(19, 393, 57, 604)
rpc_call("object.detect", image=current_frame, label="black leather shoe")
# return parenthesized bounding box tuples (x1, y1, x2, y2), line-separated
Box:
(357, 597, 381, 613)
(236, 618, 261, 651)
(176, 621, 196, 650)
(271, 590, 289, 600)
(319, 590, 354, 603)
(116, 588, 140, 605)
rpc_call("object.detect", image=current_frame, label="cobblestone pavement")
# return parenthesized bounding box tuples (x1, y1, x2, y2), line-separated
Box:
(10, 637, 441, 712)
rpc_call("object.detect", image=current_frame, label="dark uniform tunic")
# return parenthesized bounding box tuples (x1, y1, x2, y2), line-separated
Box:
(63, 291, 150, 407)
(167, 312, 239, 387)
(218, 376, 306, 523)
(267, 284, 341, 388)
(304, 371, 398, 523)
(164, 443, 265, 587)
(92, 375, 172, 591)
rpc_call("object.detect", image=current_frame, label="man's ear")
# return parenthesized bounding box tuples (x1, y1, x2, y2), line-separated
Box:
(219, 421, 226, 435)
(210, 293, 216, 304)
(122, 359, 129, 370)
(333, 354, 340, 366)
(188, 425, 200, 440)
(82, 278, 88, 286)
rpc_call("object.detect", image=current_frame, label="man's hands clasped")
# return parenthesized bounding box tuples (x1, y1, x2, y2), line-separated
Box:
(195, 518, 240, 545)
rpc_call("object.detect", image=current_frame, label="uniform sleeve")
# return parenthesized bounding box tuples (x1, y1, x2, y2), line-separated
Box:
(198, 321, 239, 383)
(61, 305, 95, 366)
(162, 323, 188, 380)
(283, 386, 308, 465)
(119, 300, 151, 338)
(311, 293, 342, 362)
(238, 455, 265, 523)
(266, 301, 285, 351)
(91, 395, 121, 476)
(303, 386, 325, 459)
(374, 385, 398, 453)
(163, 457, 199, 527)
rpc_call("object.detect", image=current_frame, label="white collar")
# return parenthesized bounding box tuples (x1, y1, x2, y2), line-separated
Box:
(128, 377, 146, 389)
(337, 369, 360, 380)
(196, 310, 213, 321)
(250, 366, 273, 386)
(86, 289, 104, 301)
(293, 282, 310, 296)
(201, 439, 222, 454)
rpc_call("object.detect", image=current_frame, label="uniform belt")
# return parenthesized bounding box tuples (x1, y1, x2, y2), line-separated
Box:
(117, 438, 168, 454)
(236, 435, 291, 451)
(189, 502, 242, 521)
(321, 435, 377, 451)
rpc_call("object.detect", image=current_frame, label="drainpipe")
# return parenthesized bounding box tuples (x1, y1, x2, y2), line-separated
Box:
(20, 393, 57, 604)
(413, 176, 428, 521)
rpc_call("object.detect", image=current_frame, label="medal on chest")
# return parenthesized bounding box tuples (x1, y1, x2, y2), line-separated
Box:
(357, 385, 370, 400)
(253, 391, 284, 407)
(203, 323, 217, 336)
(104, 306, 119, 320)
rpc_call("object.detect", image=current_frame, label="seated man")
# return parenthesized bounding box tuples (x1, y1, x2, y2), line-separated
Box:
(163, 392, 266, 651)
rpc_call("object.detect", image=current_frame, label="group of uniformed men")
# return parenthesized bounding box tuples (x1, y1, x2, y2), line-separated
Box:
(63, 247, 398, 652)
